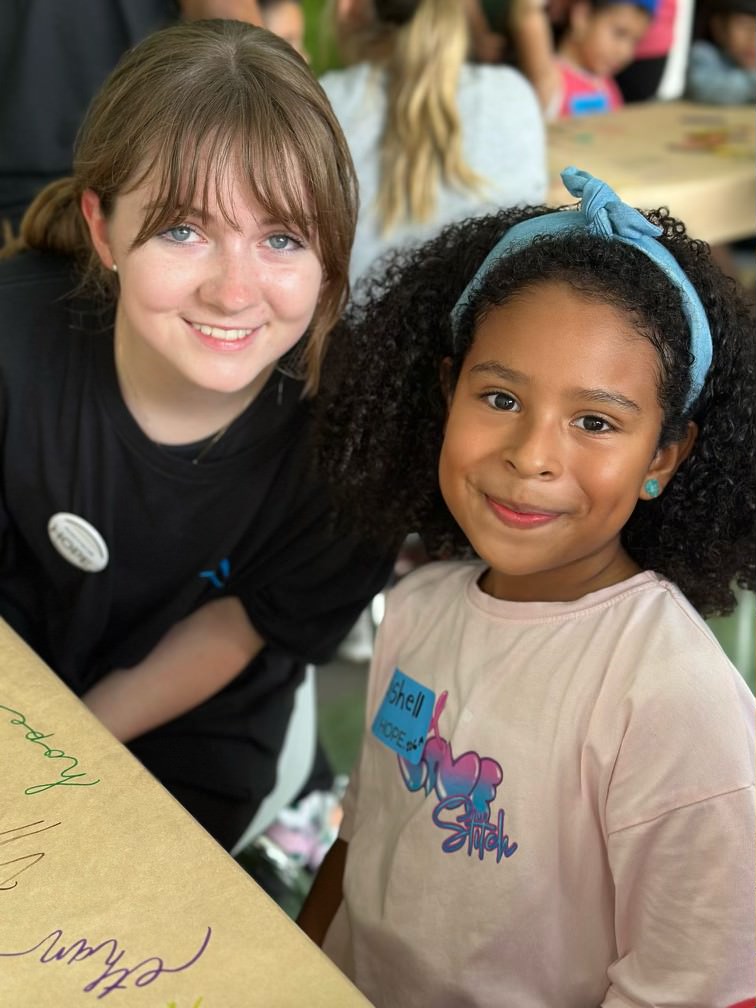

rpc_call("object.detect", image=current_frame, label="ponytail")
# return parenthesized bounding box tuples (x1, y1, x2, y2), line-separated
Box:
(19, 177, 92, 257)
(1, 176, 93, 264)
(378, 0, 484, 234)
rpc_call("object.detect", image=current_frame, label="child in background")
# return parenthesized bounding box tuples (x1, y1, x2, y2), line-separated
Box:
(298, 167, 756, 1005)
(514, 0, 659, 115)
(259, 0, 308, 59)
(0, 20, 392, 851)
(616, 0, 696, 101)
(686, 0, 756, 102)
(556, 0, 659, 113)
(686, 0, 756, 297)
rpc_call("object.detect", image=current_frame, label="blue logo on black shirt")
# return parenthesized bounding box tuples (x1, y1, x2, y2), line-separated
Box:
(198, 557, 230, 590)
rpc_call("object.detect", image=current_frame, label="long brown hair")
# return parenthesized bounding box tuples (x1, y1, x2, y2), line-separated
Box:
(13, 20, 357, 395)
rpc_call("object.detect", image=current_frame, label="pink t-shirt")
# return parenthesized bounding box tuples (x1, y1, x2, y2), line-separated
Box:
(556, 57, 624, 117)
(635, 0, 676, 59)
(324, 561, 755, 1007)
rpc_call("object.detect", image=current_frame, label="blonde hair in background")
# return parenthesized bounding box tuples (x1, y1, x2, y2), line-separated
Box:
(377, 0, 485, 234)
(8, 20, 357, 395)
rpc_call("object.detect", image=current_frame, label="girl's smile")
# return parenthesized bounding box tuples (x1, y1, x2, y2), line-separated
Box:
(485, 496, 563, 528)
(188, 321, 259, 346)
(439, 280, 683, 603)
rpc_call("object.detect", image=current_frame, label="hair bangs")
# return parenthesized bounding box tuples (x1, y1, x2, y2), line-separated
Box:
(125, 85, 316, 249)
(235, 111, 316, 242)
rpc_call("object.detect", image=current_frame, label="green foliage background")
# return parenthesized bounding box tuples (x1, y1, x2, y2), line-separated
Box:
(302, 0, 340, 74)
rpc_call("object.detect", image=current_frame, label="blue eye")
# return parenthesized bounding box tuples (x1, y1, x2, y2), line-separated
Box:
(267, 233, 303, 251)
(484, 391, 519, 412)
(160, 224, 198, 244)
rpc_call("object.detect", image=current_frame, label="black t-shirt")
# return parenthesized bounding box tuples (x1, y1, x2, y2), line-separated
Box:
(0, 251, 393, 798)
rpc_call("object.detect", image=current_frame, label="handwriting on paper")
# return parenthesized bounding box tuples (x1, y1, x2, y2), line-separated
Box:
(0, 925, 212, 1000)
(165, 999, 204, 1008)
(0, 703, 100, 795)
(0, 819, 61, 891)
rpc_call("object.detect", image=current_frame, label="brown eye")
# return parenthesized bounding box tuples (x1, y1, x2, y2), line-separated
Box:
(485, 392, 519, 412)
(576, 415, 613, 433)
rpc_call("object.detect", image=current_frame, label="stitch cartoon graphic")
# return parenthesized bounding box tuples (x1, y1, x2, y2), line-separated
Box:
(397, 691, 518, 863)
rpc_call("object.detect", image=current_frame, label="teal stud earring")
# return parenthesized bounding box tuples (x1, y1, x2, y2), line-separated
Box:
(644, 478, 661, 498)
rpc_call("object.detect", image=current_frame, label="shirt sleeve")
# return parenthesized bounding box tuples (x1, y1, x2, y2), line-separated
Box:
(603, 786, 756, 1006)
(599, 614, 756, 1005)
(208, 377, 394, 664)
(242, 526, 393, 666)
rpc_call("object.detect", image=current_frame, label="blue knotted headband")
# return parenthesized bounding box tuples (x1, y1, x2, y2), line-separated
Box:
(450, 166, 712, 410)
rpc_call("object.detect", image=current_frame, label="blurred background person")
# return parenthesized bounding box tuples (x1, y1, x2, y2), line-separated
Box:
(686, 0, 755, 300)
(686, 0, 755, 102)
(260, 0, 309, 58)
(508, 0, 659, 118)
(465, 0, 694, 110)
(0, 0, 262, 236)
(616, 0, 696, 101)
(318, 0, 546, 286)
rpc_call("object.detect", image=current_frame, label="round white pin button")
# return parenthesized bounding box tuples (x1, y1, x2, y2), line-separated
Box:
(47, 512, 109, 573)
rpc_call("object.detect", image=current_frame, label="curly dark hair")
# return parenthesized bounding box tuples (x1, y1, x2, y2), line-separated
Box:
(317, 204, 755, 617)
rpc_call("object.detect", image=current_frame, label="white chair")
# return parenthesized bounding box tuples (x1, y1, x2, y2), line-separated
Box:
(230, 664, 317, 858)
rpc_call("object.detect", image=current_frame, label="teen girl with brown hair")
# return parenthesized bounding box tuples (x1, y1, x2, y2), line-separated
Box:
(0, 19, 392, 850)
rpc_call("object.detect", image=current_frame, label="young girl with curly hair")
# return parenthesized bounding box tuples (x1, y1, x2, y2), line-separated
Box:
(299, 167, 756, 1006)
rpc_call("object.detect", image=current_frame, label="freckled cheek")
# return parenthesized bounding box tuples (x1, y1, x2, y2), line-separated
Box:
(266, 264, 323, 320)
(122, 260, 190, 315)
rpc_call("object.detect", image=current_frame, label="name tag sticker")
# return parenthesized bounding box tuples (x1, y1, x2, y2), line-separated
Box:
(371, 668, 435, 765)
(569, 91, 610, 116)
